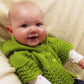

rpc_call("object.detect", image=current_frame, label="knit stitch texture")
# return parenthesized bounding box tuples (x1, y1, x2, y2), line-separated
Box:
(0, 35, 76, 84)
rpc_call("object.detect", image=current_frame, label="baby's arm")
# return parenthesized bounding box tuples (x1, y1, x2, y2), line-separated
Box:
(29, 74, 51, 84)
(69, 49, 84, 69)
(9, 51, 51, 84)
(29, 49, 84, 84)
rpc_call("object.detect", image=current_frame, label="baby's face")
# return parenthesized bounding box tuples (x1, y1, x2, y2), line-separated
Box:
(8, 4, 46, 46)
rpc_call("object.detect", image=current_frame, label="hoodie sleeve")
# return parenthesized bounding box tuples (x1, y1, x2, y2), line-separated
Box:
(56, 39, 73, 62)
(48, 37, 73, 62)
(9, 51, 42, 84)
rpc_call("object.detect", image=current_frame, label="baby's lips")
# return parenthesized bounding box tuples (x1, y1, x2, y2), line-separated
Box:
(28, 36, 38, 39)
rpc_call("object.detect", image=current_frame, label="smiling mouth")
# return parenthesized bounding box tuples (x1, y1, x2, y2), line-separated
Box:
(29, 36, 37, 39)
(28, 36, 38, 41)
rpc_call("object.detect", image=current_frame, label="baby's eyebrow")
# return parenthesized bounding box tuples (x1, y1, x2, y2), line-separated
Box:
(36, 18, 43, 21)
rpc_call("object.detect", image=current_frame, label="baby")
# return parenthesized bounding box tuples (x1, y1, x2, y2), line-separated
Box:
(1, 1, 84, 84)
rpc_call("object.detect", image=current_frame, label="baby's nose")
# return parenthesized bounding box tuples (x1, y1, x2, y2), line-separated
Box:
(28, 26, 38, 33)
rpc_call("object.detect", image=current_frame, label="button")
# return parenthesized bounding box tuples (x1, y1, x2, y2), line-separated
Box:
(52, 59, 56, 63)
(41, 44, 45, 47)
(41, 44, 47, 49)
(46, 52, 51, 57)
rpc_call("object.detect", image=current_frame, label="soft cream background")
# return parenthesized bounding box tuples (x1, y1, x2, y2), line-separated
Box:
(0, 0, 84, 80)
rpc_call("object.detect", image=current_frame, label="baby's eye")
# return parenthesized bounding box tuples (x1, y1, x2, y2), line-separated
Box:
(36, 23, 42, 26)
(21, 24, 27, 27)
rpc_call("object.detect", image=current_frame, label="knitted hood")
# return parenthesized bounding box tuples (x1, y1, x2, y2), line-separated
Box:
(1, 35, 48, 57)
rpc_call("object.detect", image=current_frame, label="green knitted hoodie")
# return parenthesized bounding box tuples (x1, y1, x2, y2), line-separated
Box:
(0, 35, 76, 84)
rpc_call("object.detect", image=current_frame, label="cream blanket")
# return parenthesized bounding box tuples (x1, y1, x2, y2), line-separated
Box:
(0, 0, 84, 83)
(0, 51, 22, 84)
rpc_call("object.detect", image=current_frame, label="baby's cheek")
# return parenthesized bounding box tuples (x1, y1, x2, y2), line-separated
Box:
(43, 30, 46, 36)
(39, 28, 46, 42)
(42, 30, 46, 39)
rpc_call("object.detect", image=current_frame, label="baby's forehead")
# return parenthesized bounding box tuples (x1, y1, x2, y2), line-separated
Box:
(9, 2, 42, 17)
(8, 2, 44, 24)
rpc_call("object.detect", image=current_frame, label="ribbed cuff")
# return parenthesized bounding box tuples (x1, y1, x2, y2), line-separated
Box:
(16, 60, 42, 84)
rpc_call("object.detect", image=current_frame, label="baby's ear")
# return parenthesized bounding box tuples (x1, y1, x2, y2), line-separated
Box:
(6, 25, 14, 36)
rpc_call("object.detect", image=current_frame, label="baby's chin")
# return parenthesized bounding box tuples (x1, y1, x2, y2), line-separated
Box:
(17, 40, 39, 47)
(28, 43, 39, 47)
(25, 41, 40, 47)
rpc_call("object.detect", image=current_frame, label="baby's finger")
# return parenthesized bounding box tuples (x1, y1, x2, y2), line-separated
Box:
(79, 64, 84, 69)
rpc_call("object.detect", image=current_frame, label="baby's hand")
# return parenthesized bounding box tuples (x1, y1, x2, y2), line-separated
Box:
(78, 58, 84, 69)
